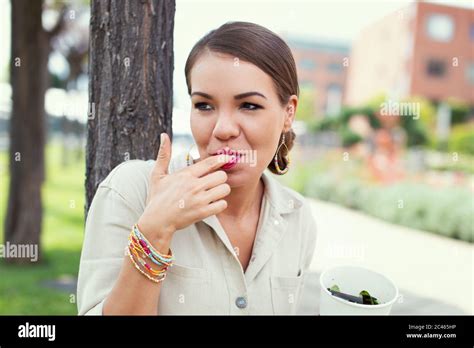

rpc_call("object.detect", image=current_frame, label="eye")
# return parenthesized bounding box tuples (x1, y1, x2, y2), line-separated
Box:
(194, 102, 213, 111)
(240, 102, 262, 111)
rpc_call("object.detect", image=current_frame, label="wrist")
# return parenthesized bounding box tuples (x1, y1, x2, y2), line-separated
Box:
(136, 220, 174, 252)
(149, 234, 173, 252)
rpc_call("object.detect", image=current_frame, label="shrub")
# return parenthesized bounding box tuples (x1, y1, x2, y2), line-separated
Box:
(448, 124, 474, 155)
(341, 127, 363, 147)
(447, 99, 470, 125)
(304, 175, 473, 243)
(399, 114, 429, 147)
(311, 116, 341, 132)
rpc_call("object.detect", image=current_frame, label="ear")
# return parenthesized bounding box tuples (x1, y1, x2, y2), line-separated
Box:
(283, 95, 298, 133)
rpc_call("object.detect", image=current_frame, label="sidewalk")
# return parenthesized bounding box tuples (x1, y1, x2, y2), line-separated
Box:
(304, 198, 473, 315)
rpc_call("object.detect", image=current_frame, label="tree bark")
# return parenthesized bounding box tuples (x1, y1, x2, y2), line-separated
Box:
(4, 0, 48, 263)
(86, 0, 175, 213)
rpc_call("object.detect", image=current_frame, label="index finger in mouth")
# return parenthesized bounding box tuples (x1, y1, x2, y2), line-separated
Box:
(188, 153, 232, 178)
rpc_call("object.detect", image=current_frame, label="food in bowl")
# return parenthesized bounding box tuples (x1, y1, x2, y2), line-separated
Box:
(327, 284, 380, 305)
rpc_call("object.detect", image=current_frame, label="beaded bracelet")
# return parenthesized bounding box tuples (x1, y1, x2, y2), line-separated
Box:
(129, 229, 173, 268)
(126, 224, 174, 283)
(129, 234, 169, 269)
(132, 224, 174, 266)
(128, 244, 167, 276)
(126, 247, 167, 283)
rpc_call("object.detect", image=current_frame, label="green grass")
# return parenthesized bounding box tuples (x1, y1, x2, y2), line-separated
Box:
(0, 143, 85, 314)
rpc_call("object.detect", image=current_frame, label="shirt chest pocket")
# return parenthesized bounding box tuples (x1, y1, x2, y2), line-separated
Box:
(158, 263, 211, 315)
(270, 272, 304, 315)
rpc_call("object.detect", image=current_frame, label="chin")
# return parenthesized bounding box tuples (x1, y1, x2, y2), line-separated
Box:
(223, 165, 260, 188)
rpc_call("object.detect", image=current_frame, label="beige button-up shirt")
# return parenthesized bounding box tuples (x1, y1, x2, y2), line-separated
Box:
(77, 153, 318, 315)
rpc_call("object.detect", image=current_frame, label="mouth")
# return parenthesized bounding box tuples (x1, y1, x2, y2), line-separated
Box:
(211, 147, 244, 170)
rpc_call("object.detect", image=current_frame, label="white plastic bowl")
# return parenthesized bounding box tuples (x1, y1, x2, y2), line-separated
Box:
(319, 265, 400, 315)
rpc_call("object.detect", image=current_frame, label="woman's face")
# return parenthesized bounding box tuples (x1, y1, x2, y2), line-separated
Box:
(189, 51, 297, 188)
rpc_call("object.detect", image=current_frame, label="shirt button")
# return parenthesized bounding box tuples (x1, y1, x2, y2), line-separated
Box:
(235, 296, 247, 309)
(274, 219, 280, 225)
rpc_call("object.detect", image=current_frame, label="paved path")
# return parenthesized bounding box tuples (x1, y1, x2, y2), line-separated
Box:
(300, 198, 473, 315)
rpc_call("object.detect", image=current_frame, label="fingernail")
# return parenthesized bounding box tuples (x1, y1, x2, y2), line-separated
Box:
(160, 133, 165, 144)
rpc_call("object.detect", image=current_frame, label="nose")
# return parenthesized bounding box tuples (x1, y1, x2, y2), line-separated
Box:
(212, 108, 240, 141)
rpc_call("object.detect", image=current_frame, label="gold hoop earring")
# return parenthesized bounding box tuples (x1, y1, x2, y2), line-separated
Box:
(185, 144, 197, 166)
(274, 133, 290, 175)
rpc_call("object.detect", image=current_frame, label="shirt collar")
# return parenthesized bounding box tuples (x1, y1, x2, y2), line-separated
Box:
(260, 169, 304, 216)
(164, 154, 305, 283)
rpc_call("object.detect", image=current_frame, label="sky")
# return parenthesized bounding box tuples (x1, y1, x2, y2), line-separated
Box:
(0, 0, 472, 132)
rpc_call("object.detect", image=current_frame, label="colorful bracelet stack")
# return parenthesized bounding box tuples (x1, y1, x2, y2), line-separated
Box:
(126, 224, 174, 283)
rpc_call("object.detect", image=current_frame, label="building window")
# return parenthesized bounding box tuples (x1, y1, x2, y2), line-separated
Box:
(426, 59, 446, 77)
(470, 23, 474, 41)
(300, 59, 316, 70)
(467, 63, 474, 85)
(426, 14, 454, 42)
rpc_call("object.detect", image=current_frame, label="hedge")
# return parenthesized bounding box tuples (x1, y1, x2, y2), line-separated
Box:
(304, 175, 473, 243)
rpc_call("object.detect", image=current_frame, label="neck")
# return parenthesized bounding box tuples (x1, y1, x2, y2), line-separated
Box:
(220, 175, 264, 219)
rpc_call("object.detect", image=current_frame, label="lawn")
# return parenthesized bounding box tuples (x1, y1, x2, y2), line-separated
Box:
(0, 142, 85, 315)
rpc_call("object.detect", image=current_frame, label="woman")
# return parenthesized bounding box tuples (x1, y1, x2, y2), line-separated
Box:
(77, 21, 317, 315)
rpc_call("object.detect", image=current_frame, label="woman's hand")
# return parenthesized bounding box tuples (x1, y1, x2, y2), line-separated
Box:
(137, 133, 231, 246)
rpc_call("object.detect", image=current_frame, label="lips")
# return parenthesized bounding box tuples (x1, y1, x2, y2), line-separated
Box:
(211, 147, 241, 156)
(212, 147, 243, 170)
(221, 155, 239, 170)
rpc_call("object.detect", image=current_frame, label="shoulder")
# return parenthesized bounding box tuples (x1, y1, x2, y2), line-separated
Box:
(282, 185, 307, 209)
(95, 159, 154, 212)
(264, 172, 317, 238)
(273, 180, 318, 266)
(262, 171, 310, 215)
(99, 159, 154, 191)
(96, 153, 188, 208)
(265, 174, 318, 268)
(289, 188, 317, 236)
(99, 151, 188, 189)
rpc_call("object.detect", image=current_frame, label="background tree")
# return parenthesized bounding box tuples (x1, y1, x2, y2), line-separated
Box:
(86, 0, 175, 213)
(4, 0, 67, 264)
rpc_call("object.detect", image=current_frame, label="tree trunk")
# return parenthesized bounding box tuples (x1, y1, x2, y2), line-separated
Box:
(4, 0, 48, 264)
(86, 0, 175, 213)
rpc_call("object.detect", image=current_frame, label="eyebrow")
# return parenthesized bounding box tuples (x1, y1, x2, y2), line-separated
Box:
(190, 91, 267, 100)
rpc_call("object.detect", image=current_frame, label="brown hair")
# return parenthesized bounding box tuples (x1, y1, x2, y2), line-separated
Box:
(184, 21, 299, 175)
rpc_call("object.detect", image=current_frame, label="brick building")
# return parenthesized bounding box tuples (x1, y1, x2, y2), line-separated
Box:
(287, 37, 350, 117)
(345, 1, 474, 107)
